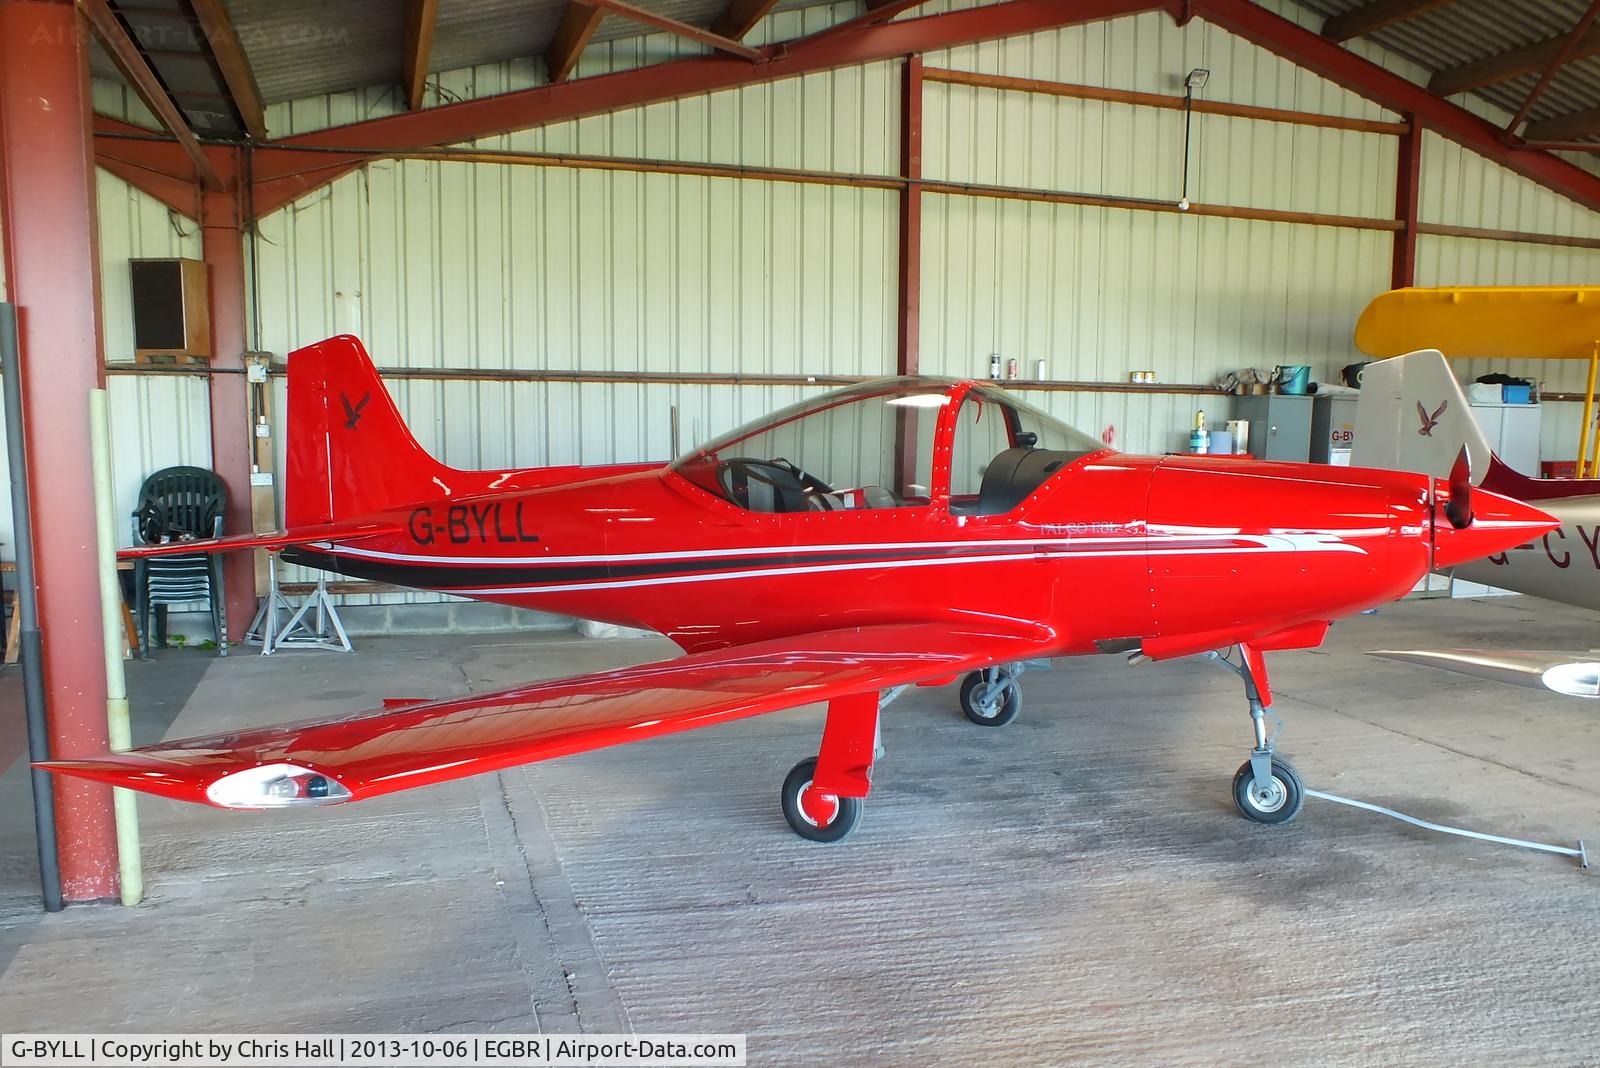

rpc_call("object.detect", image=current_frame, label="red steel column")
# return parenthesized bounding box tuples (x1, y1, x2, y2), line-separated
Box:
(892, 56, 924, 496)
(201, 183, 255, 641)
(1392, 119, 1422, 289)
(0, 0, 118, 900)
(897, 55, 923, 375)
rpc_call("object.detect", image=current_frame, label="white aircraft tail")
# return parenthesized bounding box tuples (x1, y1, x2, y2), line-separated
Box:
(1351, 349, 1492, 486)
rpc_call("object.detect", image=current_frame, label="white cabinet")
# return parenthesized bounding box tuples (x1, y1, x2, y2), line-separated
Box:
(1468, 402, 1540, 477)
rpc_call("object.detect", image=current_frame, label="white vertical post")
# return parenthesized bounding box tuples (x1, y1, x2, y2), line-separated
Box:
(89, 388, 143, 906)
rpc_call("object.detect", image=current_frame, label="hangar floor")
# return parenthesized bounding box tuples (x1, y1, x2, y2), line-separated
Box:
(0, 595, 1595, 1064)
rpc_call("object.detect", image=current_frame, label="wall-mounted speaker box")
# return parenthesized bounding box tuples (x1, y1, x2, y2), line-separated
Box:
(130, 258, 210, 362)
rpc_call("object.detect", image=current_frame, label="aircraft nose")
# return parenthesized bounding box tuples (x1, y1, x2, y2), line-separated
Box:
(1431, 483, 1558, 568)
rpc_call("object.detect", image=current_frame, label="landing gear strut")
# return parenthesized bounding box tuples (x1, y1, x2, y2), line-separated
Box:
(1205, 643, 1304, 825)
(780, 686, 905, 843)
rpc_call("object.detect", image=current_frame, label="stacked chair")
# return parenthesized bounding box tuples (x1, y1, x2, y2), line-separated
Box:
(130, 466, 229, 658)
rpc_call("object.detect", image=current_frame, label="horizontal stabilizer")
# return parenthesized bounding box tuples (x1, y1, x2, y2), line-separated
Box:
(118, 519, 402, 560)
(38, 621, 1051, 808)
(1370, 648, 1600, 699)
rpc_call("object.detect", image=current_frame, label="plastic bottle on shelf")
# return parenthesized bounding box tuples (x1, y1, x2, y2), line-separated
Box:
(1189, 409, 1209, 454)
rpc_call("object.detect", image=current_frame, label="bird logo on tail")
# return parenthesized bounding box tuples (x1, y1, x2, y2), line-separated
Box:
(1417, 399, 1447, 437)
(342, 390, 371, 430)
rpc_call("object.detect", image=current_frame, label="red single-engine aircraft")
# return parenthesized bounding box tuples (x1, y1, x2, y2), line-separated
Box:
(40, 337, 1555, 841)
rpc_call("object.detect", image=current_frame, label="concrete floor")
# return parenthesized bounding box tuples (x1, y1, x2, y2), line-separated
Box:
(0, 596, 1596, 1064)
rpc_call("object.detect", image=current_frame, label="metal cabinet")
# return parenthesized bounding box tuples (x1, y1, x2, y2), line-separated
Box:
(1310, 394, 1359, 464)
(1232, 394, 1313, 463)
(1468, 402, 1540, 477)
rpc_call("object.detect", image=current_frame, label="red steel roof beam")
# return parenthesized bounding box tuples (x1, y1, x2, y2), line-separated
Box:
(546, 2, 605, 83)
(79, 0, 223, 188)
(1524, 104, 1600, 142)
(403, 0, 441, 110)
(1504, 0, 1600, 140)
(1522, 139, 1600, 151)
(794, 0, 938, 46)
(189, 0, 269, 139)
(1432, 27, 1600, 97)
(1192, 0, 1600, 213)
(711, 0, 780, 41)
(1321, 0, 1456, 43)
(584, 0, 762, 60)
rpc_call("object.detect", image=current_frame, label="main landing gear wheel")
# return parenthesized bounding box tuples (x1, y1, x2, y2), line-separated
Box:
(960, 669, 1020, 726)
(781, 758, 862, 843)
(1232, 756, 1304, 825)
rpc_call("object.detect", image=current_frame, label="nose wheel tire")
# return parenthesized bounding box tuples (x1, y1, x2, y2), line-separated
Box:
(781, 758, 862, 843)
(1231, 756, 1304, 825)
(960, 670, 1020, 726)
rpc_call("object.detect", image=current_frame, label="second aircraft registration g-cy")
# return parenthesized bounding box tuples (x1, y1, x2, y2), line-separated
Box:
(40, 336, 1555, 841)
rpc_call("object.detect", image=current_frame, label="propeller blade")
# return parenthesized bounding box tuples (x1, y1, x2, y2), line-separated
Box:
(1444, 445, 1473, 530)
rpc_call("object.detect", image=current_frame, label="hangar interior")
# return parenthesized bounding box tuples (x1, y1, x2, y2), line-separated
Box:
(0, 0, 1598, 1060)
(58, 0, 1600, 635)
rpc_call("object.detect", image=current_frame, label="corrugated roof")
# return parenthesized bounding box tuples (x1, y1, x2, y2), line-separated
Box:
(92, 0, 1600, 149)
(94, 0, 248, 136)
(429, 0, 568, 76)
(224, 0, 407, 104)
(1292, 0, 1600, 138)
(214, 0, 844, 106)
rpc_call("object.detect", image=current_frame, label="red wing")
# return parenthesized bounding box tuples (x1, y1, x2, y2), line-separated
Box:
(38, 621, 1051, 808)
(118, 519, 402, 559)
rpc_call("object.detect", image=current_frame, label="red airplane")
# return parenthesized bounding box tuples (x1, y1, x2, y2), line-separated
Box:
(39, 337, 1556, 841)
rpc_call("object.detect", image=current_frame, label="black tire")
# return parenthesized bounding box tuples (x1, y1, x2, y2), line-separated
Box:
(781, 758, 862, 843)
(1232, 756, 1305, 825)
(960, 670, 1020, 726)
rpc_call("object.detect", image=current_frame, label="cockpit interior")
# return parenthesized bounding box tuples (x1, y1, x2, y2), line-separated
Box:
(671, 377, 1104, 516)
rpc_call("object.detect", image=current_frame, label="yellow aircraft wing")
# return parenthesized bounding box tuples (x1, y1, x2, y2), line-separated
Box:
(1354, 286, 1600, 360)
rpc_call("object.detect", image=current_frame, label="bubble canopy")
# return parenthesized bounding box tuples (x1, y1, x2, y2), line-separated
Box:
(671, 376, 1106, 515)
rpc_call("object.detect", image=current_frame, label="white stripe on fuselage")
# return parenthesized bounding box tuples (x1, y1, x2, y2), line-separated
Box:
(317, 532, 1362, 567)
(308, 532, 1365, 595)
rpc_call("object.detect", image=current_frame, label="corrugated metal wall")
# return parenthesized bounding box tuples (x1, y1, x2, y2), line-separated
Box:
(47, 4, 1600, 615)
(919, 8, 1394, 452)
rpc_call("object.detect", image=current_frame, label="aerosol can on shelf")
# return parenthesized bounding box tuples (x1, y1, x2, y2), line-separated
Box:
(1189, 409, 1210, 454)
(989, 354, 1002, 380)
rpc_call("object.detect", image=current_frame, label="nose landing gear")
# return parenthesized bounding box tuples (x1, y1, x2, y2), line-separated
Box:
(1205, 643, 1305, 825)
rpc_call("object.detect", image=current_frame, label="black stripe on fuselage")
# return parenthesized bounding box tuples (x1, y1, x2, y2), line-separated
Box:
(281, 543, 1040, 590)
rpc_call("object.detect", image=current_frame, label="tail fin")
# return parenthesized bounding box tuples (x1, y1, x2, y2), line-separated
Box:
(1351, 349, 1492, 486)
(286, 335, 458, 526)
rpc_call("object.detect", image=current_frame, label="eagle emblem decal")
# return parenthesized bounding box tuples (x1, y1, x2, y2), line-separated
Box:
(1416, 399, 1447, 437)
(342, 390, 371, 430)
